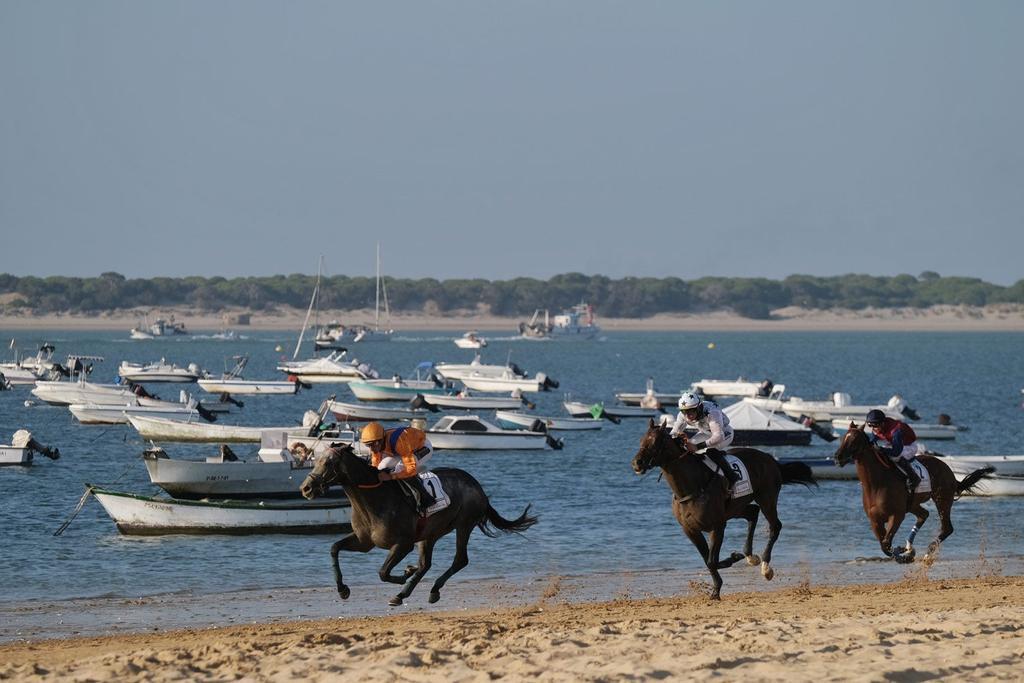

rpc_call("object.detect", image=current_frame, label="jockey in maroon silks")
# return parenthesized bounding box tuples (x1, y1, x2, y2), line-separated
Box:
(865, 409, 921, 492)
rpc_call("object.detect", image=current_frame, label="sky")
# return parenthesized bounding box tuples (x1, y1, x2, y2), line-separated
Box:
(1, 1, 1022, 284)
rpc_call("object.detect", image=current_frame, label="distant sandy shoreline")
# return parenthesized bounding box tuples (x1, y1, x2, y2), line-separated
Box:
(1, 575, 1022, 681)
(2, 304, 1023, 332)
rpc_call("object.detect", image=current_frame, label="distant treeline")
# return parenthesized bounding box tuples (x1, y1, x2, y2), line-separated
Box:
(1, 271, 1022, 319)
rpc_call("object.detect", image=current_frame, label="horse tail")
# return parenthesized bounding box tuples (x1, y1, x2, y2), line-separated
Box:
(478, 504, 538, 538)
(778, 461, 818, 488)
(955, 466, 995, 500)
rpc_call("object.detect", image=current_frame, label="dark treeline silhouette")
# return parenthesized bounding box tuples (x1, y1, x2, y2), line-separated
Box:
(1, 271, 1022, 319)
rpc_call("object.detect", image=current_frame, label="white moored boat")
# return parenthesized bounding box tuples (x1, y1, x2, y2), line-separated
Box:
(128, 415, 313, 443)
(690, 378, 779, 400)
(495, 410, 603, 431)
(1, 430, 60, 466)
(118, 359, 207, 383)
(832, 419, 965, 441)
(142, 432, 357, 499)
(930, 453, 1024, 496)
(426, 415, 558, 450)
(1, 343, 64, 384)
(719, 401, 812, 446)
(89, 486, 352, 535)
(198, 356, 298, 395)
(328, 400, 432, 423)
(69, 399, 216, 425)
(563, 400, 662, 419)
(434, 355, 529, 381)
(454, 331, 488, 349)
(459, 370, 557, 394)
(277, 350, 379, 383)
(745, 393, 919, 423)
(420, 391, 527, 411)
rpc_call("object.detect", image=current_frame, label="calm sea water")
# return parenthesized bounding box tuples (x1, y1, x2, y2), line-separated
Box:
(1, 329, 1022, 625)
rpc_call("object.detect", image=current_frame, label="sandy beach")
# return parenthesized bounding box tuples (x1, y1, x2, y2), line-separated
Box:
(1, 575, 1022, 681)
(1, 303, 1024, 332)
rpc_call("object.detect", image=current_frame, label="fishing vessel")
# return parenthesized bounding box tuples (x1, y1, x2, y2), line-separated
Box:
(519, 302, 600, 340)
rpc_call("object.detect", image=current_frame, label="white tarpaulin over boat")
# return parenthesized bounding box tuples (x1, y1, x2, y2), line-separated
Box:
(722, 401, 810, 432)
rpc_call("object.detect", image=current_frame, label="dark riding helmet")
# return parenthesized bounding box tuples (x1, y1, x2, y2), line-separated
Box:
(865, 409, 886, 427)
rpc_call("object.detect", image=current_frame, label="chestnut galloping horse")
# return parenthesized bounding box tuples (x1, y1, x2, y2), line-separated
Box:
(833, 424, 993, 563)
(632, 420, 817, 599)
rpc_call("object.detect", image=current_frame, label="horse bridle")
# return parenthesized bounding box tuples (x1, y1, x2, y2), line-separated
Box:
(640, 428, 716, 502)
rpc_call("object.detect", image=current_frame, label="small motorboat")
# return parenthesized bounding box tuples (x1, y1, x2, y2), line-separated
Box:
(615, 377, 682, 408)
(142, 431, 358, 499)
(745, 393, 920, 423)
(454, 331, 488, 349)
(690, 378, 779, 400)
(434, 354, 529, 381)
(129, 326, 154, 340)
(418, 391, 527, 411)
(459, 369, 558, 394)
(89, 486, 352, 535)
(0, 430, 60, 466)
(929, 452, 1024, 478)
(563, 400, 662, 419)
(348, 363, 450, 402)
(277, 350, 379, 383)
(127, 399, 333, 443)
(118, 359, 207, 383)
(329, 399, 432, 422)
(426, 415, 560, 450)
(832, 419, 966, 441)
(494, 410, 603, 431)
(198, 355, 299, 396)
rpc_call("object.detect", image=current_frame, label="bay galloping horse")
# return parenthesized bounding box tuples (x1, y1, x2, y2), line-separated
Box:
(833, 423, 993, 563)
(300, 444, 537, 606)
(631, 420, 817, 599)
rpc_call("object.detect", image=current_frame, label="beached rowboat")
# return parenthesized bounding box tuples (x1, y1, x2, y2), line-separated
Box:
(89, 486, 352, 535)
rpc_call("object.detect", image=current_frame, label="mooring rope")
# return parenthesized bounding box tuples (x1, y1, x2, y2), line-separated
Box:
(53, 485, 94, 536)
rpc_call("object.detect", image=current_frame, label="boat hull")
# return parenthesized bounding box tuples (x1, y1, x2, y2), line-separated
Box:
(328, 400, 429, 422)
(426, 432, 549, 450)
(198, 379, 297, 395)
(0, 446, 32, 466)
(91, 487, 352, 535)
(128, 415, 307, 443)
(144, 456, 324, 499)
(563, 401, 662, 419)
(832, 420, 962, 440)
(460, 376, 544, 393)
(494, 410, 603, 431)
(424, 395, 524, 410)
(348, 381, 446, 402)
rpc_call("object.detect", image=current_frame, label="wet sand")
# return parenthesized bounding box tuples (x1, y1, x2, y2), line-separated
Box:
(2, 303, 1024, 332)
(2, 574, 1023, 681)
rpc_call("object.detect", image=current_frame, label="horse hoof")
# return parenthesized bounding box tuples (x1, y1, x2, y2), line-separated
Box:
(761, 562, 774, 581)
(729, 552, 745, 563)
(902, 547, 916, 562)
(389, 595, 404, 607)
(747, 554, 761, 566)
(428, 592, 440, 604)
(338, 585, 351, 600)
(894, 552, 914, 565)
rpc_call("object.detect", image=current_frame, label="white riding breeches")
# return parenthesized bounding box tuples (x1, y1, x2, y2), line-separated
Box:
(376, 440, 434, 474)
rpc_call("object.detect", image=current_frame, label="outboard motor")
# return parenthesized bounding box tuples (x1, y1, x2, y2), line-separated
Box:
(409, 394, 439, 412)
(799, 416, 837, 442)
(529, 420, 564, 450)
(757, 379, 774, 397)
(219, 392, 245, 408)
(888, 395, 920, 421)
(218, 444, 239, 462)
(14, 430, 60, 460)
(599, 407, 622, 425)
(509, 362, 526, 378)
(195, 402, 218, 423)
(537, 373, 559, 391)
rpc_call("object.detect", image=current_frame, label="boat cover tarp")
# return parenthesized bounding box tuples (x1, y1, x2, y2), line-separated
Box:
(723, 401, 810, 432)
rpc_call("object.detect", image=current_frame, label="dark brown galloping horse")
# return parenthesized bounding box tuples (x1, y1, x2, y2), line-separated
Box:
(833, 423, 993, 563)
(631, 420, 817, 599)
(301, 444, 537, 606)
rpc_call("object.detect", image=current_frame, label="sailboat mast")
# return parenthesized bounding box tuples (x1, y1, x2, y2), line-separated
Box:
(293, 256, 322, 359)
(375, 242, 381, 332)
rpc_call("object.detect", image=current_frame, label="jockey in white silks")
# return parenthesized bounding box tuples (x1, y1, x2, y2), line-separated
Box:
(669, 392, 739, 486)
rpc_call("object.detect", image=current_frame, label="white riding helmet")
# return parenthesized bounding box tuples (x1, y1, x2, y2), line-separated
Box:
(678, 392, 702, 411)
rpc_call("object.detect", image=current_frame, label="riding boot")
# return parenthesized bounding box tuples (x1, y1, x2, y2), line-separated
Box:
(898, 459, 921, 495)
(409, 476, 435, 516)
(707, 449, 740, 488)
